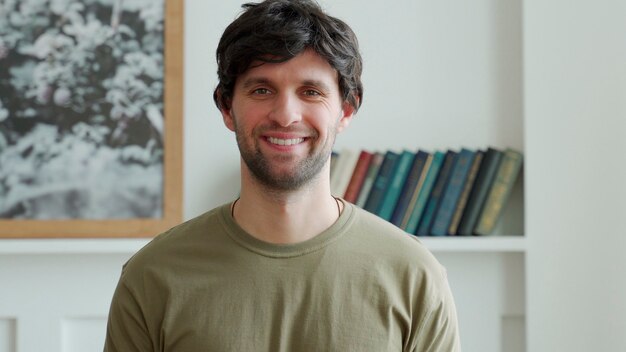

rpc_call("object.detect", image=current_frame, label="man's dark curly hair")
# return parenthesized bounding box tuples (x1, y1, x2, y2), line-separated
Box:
(213, 0, 363, 112)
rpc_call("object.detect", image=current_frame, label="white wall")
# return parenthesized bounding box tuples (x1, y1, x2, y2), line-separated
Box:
(524, 0, 626, 350)
(2, 0, 526, 351)
(7, 0, 626, 351)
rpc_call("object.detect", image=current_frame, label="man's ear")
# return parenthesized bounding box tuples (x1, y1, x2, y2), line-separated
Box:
(216, 90, 236, 131)
(336, 99, 358, 133)
(221, 108, 236, 132)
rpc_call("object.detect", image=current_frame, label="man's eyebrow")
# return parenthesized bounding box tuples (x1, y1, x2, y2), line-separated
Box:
(240, 77, 334, 92)
(301, 79, 333, 92)
(240, 77, 272, 89)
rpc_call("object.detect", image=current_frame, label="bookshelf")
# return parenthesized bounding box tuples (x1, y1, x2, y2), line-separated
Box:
(326, 0, 526, 351)
(331, 147, 525, 239)
(332, 0, 524, 235)
(421, 236, 526, 253)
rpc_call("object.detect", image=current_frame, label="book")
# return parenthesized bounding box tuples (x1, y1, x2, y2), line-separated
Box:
(448, 150, 484, 235)
(404, 151, 444, 234)
(343, 150, 374, 203)
(363, 150, 399, 215)
(390, 150, 431, 227)
(448, 150, 484, 236)
(355, 152, 384, 208)
(330, 148, 360, 197)
(430, 148, 477, 236)
(456, 147, 504, 236)
(378, 150, 415, 221)
(415, 150, 458, 236)
(474, 148, 523, 236)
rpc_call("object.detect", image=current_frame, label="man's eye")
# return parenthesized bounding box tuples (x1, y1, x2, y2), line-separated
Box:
(253, 88, 271, 95)
(303, 89, 321, 96)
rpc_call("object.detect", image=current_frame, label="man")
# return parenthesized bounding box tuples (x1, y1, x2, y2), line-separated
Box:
(104, 0, 460, 351)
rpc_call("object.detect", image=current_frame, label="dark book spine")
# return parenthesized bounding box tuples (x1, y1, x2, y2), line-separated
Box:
(355, 153, 384, 208)
(391, 150, 430, 227)
(431, 148, 476, 236)
(363, 151, 399, 215)
(448, 150, 484, 235)
(343, 150, 374, 203)
(457, 147, 504, 236)
(378, 150, 415, 221)
(415, 150, 458, 236)
(404, 151, 443, 234)
(475, 148, 523, 235)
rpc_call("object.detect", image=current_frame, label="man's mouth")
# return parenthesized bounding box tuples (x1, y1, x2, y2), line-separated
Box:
(267, 137, 305, 146)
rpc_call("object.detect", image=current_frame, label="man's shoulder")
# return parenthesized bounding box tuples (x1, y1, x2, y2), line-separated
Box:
(347, 204, 443, 273)
(349, 205, 427, 250)
(344, 205, 455, 325)
(121, 204, 226, 272)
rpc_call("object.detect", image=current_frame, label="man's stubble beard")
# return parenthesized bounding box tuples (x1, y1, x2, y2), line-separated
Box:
(234, 121, 338, 192)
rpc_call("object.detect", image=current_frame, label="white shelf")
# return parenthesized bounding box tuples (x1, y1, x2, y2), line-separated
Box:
(0, 237, 526, 254)
(420, 236, 526, 253)
(0, 238, 150, 255)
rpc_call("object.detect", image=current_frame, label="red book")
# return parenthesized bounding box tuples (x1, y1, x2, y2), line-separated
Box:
(343, 150, 374, 203)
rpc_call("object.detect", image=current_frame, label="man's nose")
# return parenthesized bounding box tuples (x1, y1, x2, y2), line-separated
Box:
(268, 93, 302, 127)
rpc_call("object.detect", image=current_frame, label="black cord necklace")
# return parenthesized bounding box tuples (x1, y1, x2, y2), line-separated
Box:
(332, 196, 342, 218)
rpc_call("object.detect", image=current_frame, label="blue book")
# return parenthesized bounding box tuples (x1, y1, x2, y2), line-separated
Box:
(404, 151, 445, 234)
(378, 150, 415, 221)
(363, 151, 399, 215)
(457, 147, 504, 236)
(430, 148, 477, 236)
(448, 150, 484, 235)
(415, 150, 458, 236)
(391, 150, 430, 227)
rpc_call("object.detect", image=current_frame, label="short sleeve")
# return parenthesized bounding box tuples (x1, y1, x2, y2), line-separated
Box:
(410, 267, 461, 352)
(104, 274, 153, 352)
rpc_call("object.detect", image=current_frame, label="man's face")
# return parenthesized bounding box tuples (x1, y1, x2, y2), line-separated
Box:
(220, 49, 355, 191)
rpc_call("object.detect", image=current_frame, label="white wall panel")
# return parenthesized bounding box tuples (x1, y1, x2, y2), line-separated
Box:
(436, 253, 525, 352)
(61, 317, 107, 352)
(0, 318, 16, 352)
(0, 254, 132, 352)
(525, 0, 626, 350)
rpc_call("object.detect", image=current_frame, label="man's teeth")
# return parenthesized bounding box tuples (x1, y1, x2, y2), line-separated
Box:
(268, 137, 304, 146)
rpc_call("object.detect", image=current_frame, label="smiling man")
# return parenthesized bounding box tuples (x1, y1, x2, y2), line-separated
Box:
(104, 1, 460, 351)
(222, 48, 355, 244)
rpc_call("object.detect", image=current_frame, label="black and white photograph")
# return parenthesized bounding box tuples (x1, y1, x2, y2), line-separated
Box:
(0, 0, 168, 221)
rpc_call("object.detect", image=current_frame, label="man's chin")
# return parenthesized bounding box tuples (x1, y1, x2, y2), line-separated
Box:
(255, 176, 306, 192)
(242, 150, 329, 191)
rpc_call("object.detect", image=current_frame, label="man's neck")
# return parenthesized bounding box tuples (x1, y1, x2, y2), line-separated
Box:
(232, 173, 342, 244)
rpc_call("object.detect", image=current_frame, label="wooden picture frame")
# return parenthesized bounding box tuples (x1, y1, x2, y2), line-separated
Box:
(0, 1, 183, 238)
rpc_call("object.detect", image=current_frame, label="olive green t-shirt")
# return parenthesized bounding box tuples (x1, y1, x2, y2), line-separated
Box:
(104, 201, 460, 351)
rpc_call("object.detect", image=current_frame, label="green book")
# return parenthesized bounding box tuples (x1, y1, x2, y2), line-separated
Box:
(378, 150, 415, 221)
(392, 150, 431, 228)
(404, 151, 445, 235)
(363, 151, 399, 215)
(448, 150, 484, 235)
(457, 147, 503, 236)
(415, 150, 458, 236)
(431, 148, 477, 236)
(474, 148, 523, 235)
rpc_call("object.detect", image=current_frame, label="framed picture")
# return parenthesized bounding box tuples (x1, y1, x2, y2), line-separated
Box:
(0, 0, 183, 238)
